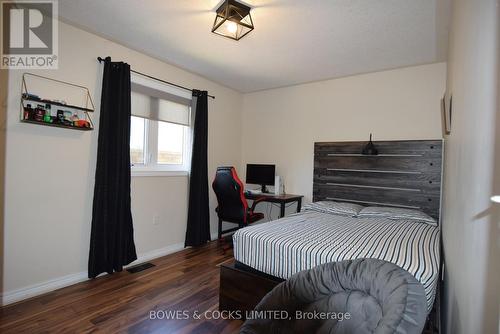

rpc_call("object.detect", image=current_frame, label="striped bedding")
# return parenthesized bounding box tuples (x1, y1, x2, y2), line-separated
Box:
(233, 209, 440, 311)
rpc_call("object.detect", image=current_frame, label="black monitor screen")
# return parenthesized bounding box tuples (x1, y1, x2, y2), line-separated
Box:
(246, 164, 275, 186)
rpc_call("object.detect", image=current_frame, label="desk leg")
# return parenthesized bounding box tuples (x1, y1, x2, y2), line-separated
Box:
(280, 203, 285, 218)
(297, 198, 302, 213)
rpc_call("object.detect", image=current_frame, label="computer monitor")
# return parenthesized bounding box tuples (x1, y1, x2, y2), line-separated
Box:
(246, 164, 275, 193)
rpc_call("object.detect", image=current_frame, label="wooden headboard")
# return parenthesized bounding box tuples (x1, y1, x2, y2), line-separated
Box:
(313, 140, 443, 221)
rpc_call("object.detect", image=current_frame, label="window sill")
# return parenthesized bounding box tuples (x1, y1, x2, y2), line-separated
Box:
(131, 170, 189, 177)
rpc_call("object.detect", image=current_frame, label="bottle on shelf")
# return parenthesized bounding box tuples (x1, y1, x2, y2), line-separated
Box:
(34, 104, 45, 122)
(23, 104, 33, 120)
(43, 103, 52, 123)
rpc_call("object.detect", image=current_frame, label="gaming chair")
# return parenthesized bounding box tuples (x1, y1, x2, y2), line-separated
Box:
(212, 166, 265, 239)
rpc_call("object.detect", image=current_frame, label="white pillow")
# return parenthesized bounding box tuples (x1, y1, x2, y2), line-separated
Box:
(303, 201, 364, 217)
(357, 206, 437, 226)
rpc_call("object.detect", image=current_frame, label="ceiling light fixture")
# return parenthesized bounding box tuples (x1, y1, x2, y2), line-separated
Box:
(212, 0, 254, 41)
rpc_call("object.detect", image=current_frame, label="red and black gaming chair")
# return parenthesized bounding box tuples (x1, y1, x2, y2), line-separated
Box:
(212, 166, 265, 239)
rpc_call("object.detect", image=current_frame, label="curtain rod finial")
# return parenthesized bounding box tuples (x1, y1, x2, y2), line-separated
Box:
(97, 56, 110, 63)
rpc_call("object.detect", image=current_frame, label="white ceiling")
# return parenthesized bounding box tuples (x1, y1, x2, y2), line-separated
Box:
(59, 0, 450, 93)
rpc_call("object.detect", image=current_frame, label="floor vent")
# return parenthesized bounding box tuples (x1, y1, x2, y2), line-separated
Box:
(126, 262, 155, 274)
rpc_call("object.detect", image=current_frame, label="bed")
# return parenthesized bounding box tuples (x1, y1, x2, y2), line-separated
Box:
(233, 206, 440, 311)
(219, 139, 443, 332)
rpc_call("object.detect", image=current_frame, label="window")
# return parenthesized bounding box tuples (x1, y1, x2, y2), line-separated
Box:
(157, 121, 184, 165)
(130, 116, 146, 165)
(129, 82, 191, 176)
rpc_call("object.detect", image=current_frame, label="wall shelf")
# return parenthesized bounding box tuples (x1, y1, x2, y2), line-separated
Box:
(20, 119, 94, 131)
(20, 73, 95, 131)
(21, 97, 95, 113)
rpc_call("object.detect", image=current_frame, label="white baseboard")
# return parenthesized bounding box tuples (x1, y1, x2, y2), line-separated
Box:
(1, 271, 89, 306)
(1, 234, 218, 306)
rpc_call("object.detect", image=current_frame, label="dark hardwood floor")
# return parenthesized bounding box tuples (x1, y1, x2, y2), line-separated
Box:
(0, 241, 243, 333)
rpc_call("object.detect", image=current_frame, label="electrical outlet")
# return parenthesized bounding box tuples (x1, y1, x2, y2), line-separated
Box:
(153, 215, 160, 226)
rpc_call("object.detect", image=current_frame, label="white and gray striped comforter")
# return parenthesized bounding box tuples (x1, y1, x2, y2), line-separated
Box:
(233, 210, 440, 311)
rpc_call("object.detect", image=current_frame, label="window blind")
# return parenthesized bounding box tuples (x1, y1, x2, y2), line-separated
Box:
(131, 83, 191, 126)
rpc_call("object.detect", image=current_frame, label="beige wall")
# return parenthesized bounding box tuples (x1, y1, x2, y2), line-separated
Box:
(241, 63, 447, 219)
(2, 21, 242, 303)
(442, 0, 499, 333)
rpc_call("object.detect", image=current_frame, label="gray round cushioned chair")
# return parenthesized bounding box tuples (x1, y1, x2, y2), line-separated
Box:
(240, 259, 428, 334)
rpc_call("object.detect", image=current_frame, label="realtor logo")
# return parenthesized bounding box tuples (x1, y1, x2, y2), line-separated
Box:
(1, 0, 58, 69)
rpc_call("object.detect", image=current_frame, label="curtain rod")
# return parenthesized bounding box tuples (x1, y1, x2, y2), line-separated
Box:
(97, 57, 215, 99)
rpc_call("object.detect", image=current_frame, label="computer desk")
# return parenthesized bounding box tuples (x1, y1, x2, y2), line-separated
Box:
(244, 193, 303, 218)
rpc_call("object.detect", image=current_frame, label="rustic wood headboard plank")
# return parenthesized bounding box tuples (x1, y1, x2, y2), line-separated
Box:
(313, 140, 443, 221)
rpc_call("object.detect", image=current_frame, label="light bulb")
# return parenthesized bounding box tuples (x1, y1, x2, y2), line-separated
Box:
(491, 195, 500, 203)
(226, 21, 237, 34)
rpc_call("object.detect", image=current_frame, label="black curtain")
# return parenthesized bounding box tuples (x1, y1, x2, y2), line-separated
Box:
(185, 90, 211, 247)
(88, 57, 137, 278)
